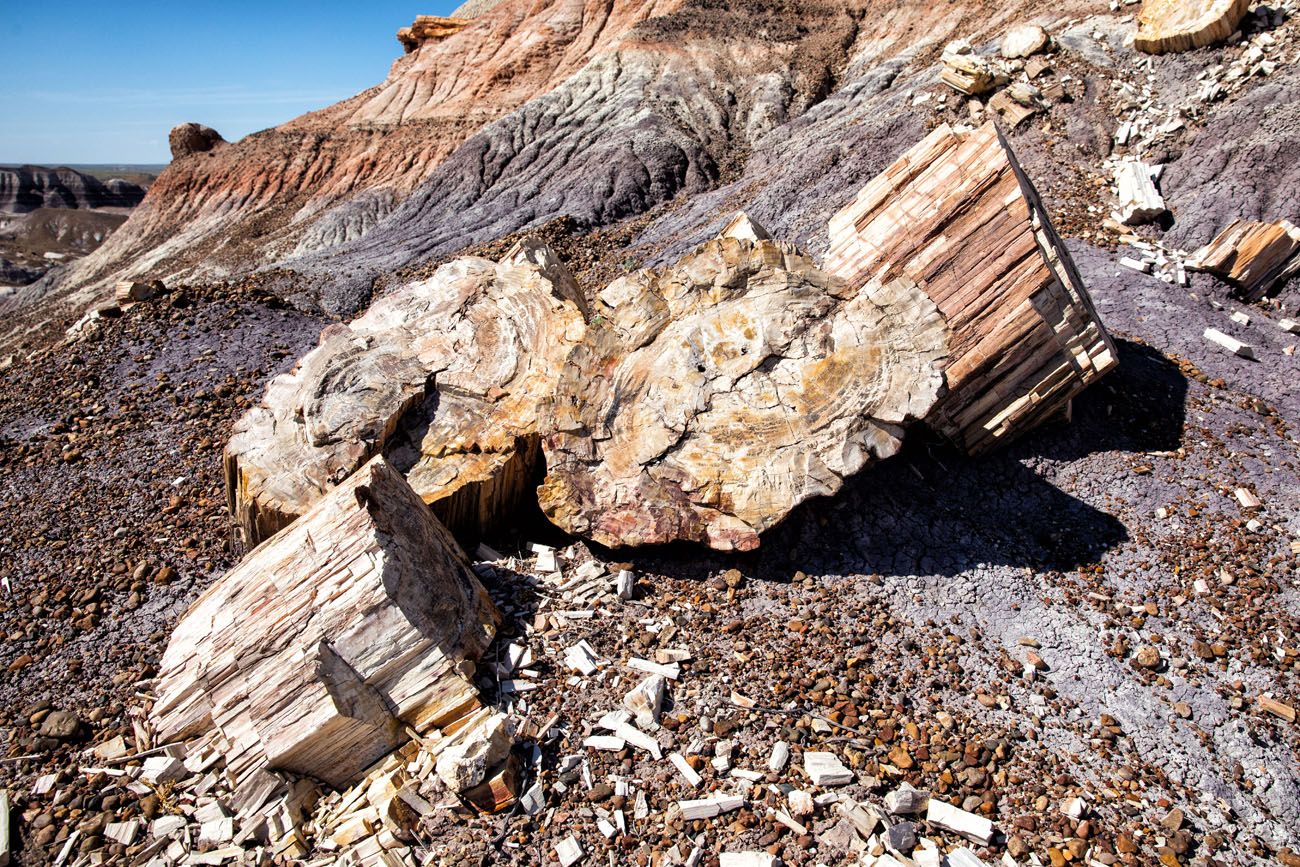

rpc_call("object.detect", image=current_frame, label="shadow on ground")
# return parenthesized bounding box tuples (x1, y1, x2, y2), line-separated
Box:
(617, 338, 1188, 582)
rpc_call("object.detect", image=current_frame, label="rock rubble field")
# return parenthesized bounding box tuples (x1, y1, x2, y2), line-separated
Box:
(0, 0, 1298, 866)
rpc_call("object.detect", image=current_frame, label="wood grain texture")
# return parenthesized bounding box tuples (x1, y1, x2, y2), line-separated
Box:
(1189, 218, 1300, 300)
(154, 456, 499, 790)
(1133, 0, 1249, 54)
(225, 238, 586, 547)
(537, 222, 948, 551)
(824, 121, 1116, 455)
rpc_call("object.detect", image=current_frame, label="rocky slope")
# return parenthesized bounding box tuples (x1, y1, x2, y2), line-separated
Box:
(0, 0, 1298, 866)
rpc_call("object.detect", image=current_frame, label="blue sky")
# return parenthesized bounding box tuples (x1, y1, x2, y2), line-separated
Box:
(2, 1, 459, 165)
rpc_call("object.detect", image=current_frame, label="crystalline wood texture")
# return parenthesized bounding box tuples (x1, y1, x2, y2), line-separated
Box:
(1189, 218, 1300, 300)
(1133, 0, 1249, 54)
(225, 238, 586, 547)
(537, 221, 948, 551)
(152, 456, 499, 789)
(824, 122, 1117, 455)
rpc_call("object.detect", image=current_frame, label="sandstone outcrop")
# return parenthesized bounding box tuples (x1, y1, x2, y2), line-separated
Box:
(168, 123, 226, 159)
(397, 15, 471, 52)
(1133, 0, 1249, 54)
(824, 122, 1117, 455)
(153, 455, 500, 789)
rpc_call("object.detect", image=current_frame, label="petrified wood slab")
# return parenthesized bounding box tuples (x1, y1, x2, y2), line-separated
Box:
(153, 456, 499, 789)
(537, 224, 947, 551)
(226, 238, 586, 547)
(1133, 0, 1249, 54)
(1188, 218, 1300, 300)
(824, 121, 1117, 455)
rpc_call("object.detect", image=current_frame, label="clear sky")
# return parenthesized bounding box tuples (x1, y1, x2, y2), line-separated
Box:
(2, 1, 460, 165)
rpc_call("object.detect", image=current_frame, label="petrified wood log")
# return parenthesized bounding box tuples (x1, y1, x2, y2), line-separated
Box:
(226, 238, 586, 547)
(153, 456, 499, 789)
(1188, 218, 1300, 300)
(824, 121, 1116, 455)
(537, 222, 948, 551)
(1133, 0, 1249, 54)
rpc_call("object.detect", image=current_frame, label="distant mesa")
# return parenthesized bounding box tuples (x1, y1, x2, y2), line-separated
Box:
(169, 123, 226, 160)
(396, 15, 472, 53)
(0, 165, 145, 214)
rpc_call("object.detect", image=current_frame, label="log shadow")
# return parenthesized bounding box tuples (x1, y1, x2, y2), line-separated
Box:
(619, 338, 1187, 582)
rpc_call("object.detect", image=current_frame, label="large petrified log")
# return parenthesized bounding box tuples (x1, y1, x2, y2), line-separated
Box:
(1132, 0, 1249, 54)
(226, 123, 1115, 551)
(824, 121, 1117, 455)
(153, 455, 500, 790)
(226, 238, 586, 547)
(537, 220, 948, 550)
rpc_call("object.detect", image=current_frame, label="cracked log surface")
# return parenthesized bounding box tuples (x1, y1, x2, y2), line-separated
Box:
(225, 238, 586, 547)
(153, 456, 499, 790)
(824, 122, 1117, 456)
(537, 221, 947, 551)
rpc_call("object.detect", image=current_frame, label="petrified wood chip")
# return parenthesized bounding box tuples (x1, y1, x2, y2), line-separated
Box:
(537, 225, 948, 551)
(1188, 218, 1300, 300)
(225, 237, 586, 547)
(825, 121, 1116, 455)
(153, 456, 499, 790)
(1133, 0, 1249, 54)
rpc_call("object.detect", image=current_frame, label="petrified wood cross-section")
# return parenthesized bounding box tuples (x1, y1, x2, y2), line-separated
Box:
(226, 238, 586, 547)
(537, 227, 948, 550)
(824, 121, 1116, 455)
(153, 456, 499, 790)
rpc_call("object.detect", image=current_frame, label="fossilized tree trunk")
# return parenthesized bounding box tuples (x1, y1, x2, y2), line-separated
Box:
(224, 123, 1116, 552)
(537, 223, 948, 551)
(154, 456, 499, 790)
(226, 238, 586, 547)
(824, 121, 1116, 455)
(1133, 0, 1249, 54)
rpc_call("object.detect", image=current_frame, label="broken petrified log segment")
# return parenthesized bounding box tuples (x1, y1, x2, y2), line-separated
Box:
(153, 456, 499, 790)
(1133, 0, 1249, 54)
(225, 238, 586, 547)
(537, 220, 948, 551)
(825, 121, 1117, 455)
(1188, 218, 1300, 300)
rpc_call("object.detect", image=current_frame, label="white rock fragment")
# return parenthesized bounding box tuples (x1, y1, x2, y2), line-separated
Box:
(1120, 256, 1152, 273)
(768, 741, 790, 773)
(803, 751, 854, 786)
(615, 722, 663, 759)
(140, 756, 187, 785)
(787, 789, 815, 817)
(556, 835, 584, 867)
(1279, 318, 1300, 334)
(623, 675, 667, 729)
(1234, 487, 1262, 509)
(103, 820, 139, 845)
(531, 543, 559, 574)
(1001, 23, 1050, 58)
(1061, 796, 1087, 820)
(669, 752, 703, 788)
(678, 794, 746, 820)
(565, 640, 604, 675)
(1114, 159, 1166, 225)
(584, 735, 626, 752)
(616, 569, 636, 600)
(948, 848, 991, 867)
(884, 782, 929, 814)
(1230, 310, 1250, 326)
(719, 854, 777, 867)
(1203, 327, 1255, 359)
(927, 798, 994, 844)
(627, 657, 680, 679)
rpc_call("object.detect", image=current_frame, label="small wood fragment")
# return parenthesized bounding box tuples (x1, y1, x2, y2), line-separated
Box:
(1203, 327, 1255, 359)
